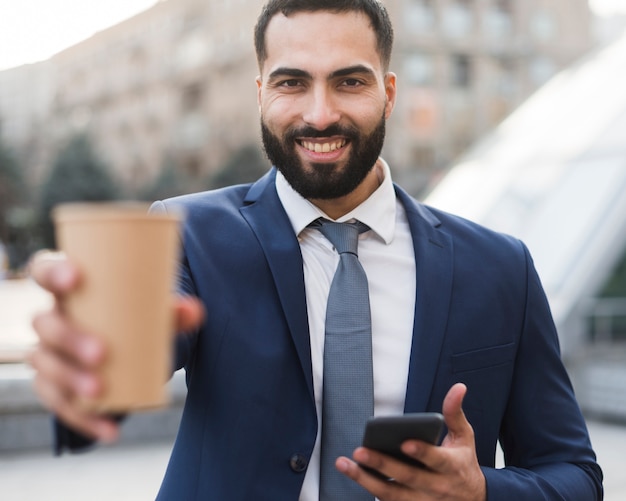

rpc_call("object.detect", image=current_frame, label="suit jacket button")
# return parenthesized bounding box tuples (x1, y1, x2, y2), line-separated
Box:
(290, 453, 308, 473)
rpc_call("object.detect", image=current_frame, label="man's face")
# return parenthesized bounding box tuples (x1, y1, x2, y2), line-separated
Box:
(256, 10, 396, 201)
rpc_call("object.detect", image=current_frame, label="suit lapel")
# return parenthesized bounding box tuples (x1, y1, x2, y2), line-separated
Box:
(239, 170, 315, 403)
(237, 174, 453, 411)
(396, 187, 454, 412)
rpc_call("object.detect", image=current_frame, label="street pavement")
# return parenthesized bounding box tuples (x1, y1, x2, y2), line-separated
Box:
(0, 419, 624, 500)
(1, 279, 625, 499)
(0, 278, 50, 362)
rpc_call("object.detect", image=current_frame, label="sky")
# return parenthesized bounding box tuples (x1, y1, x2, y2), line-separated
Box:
(0, 0, 158, 71)
(0, 0, 625, 71)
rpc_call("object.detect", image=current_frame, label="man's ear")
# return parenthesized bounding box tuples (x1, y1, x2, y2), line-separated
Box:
(256, 76, 263, 114)
(384, 72, 397, 119)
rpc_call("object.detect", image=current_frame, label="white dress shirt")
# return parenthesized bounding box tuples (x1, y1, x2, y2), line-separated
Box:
(275, 159, 417, 501)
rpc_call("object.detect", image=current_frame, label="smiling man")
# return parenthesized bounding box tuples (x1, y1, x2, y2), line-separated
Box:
(256, 8, 394, 218)
(29, 1, 602, 500)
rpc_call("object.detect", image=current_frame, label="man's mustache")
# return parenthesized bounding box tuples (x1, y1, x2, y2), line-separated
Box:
(286, 124, 359, 139)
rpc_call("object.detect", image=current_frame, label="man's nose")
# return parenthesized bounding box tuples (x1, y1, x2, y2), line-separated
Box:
(302, 87, 341, 131)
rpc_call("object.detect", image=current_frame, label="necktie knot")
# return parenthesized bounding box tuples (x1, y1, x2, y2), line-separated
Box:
(311, 218, 369, 256)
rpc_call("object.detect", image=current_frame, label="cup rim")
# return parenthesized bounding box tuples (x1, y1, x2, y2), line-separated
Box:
(52, 202, 181, 222)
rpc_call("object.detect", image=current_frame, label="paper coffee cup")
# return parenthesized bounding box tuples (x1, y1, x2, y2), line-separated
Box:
(53, 202, 182, 413)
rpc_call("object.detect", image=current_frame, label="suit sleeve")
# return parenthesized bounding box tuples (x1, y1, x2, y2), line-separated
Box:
(481, 243, 603, 500)
(151, 199, 200, 372)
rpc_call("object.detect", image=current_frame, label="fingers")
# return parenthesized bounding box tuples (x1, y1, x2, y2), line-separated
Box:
(174, 296, 205, 334)
(32, 309, 105, 367)
(29, 250, 80, 296)
(338, 451, 419, 501)
(341, 385, 485, 500)
(336, 454, 399, 498)
(28, 305, 115, 441)
(28, 251, 113, 442)
(28, 348, 119, 443)
(442, 382, 467, 420)
(441, 383, 473, 445)
(27, 250, 202, 444)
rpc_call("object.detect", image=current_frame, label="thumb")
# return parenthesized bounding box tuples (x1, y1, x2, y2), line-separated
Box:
(442, 383, 472, 445)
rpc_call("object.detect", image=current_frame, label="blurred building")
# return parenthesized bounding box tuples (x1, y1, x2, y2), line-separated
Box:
(0, 61, 55, 186)
(47, 0, 260, 191)
(387, 0, 593, 192)
(0, 0, 592, 193)
(426, 30, 626, 419)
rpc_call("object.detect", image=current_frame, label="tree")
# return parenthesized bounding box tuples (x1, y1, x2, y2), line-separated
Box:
(208, 144, 269, 189)
(137, 156, 196, 202)
(601, 251, 626, 298)
(0, 137, 26, 243)
(39, 134, 120, 248)
(0, 136, 37, 272)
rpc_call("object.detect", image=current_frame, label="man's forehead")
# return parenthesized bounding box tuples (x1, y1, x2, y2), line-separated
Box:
(262, 10, 380, 71)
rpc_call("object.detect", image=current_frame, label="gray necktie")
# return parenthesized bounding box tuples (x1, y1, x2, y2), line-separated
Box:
(312, 218, 374, 501)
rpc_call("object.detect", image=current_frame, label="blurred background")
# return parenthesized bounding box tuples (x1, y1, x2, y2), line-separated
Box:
(1, 0, 626, 499)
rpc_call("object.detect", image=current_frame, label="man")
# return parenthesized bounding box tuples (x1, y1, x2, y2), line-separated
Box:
(29, 0, 602, 499)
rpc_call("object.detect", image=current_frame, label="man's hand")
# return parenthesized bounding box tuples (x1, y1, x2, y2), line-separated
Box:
(27, 250, 204, 443)
(337, 383, 487, 501)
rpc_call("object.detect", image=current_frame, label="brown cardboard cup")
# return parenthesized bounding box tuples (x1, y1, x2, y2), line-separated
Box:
(52, 202, 181, 413)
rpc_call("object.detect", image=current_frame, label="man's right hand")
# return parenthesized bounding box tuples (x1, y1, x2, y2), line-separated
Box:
(27, 250, 204, 443)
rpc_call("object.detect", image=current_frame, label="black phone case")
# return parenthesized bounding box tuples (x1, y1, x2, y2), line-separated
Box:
(361, 412, 444, 468)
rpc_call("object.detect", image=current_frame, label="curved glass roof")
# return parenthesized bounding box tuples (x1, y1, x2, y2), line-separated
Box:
(425, 33, 626, 352)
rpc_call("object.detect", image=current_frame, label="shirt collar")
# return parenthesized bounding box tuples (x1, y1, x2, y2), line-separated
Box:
(275, 158, 396, 244)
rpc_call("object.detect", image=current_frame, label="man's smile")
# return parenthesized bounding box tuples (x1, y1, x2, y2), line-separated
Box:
(298, 138, 348, 153)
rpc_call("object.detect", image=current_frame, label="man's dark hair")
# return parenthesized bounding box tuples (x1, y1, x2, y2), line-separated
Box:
(254, 0, 394, 71)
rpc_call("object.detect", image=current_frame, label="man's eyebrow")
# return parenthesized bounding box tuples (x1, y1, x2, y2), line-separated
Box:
(329, 65, 377, 79)
(267, 67, 312, 81)
(267, 65, 377, 81)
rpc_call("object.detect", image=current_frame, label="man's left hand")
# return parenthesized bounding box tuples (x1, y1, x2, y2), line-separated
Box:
(337, 383, 486, 501)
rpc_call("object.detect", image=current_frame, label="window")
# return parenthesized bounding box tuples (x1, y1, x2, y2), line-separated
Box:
(531, 11, 556, 42)
(451, 55, 472, 88)
(405, 0, 436, 33)
(443, 0, 473, 39)
(494, 57, 516, 97)
(404, 53, 435, 86)
(529, 56, 555, 86)
(484, 0, 513, 39)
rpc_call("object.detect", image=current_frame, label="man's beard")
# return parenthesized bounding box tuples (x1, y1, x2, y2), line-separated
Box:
(260, 114, 386, 200)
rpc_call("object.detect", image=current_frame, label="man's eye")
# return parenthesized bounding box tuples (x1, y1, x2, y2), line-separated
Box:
(280, 79, 301, 87)
(342, 78, 362, 87)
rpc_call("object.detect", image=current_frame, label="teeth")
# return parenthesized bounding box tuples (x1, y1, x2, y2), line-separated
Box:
(302, 140, 346, 153)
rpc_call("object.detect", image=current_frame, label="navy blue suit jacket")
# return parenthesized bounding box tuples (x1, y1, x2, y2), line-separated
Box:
(150, 169, 601, 499)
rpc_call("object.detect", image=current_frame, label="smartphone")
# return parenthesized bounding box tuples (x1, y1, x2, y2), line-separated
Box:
(361, 412, 444, 472)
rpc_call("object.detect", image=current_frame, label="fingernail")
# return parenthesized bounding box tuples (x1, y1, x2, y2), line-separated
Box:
(336, 458, 350, 472)
(403, 441, 421, 455)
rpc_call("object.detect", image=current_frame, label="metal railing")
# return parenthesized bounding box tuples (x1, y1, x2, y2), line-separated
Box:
(585, 297, 626, 343)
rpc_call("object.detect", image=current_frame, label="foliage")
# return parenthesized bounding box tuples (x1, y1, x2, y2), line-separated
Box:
(208, 144, 269, 189)
(0, 137, 36, 271)
(137, 144, 269, 204)
(600, 250, 626, 297)
(0, 138, 26, 241)
(38, 134, 120, 248)
(137, 156, 197, 202)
